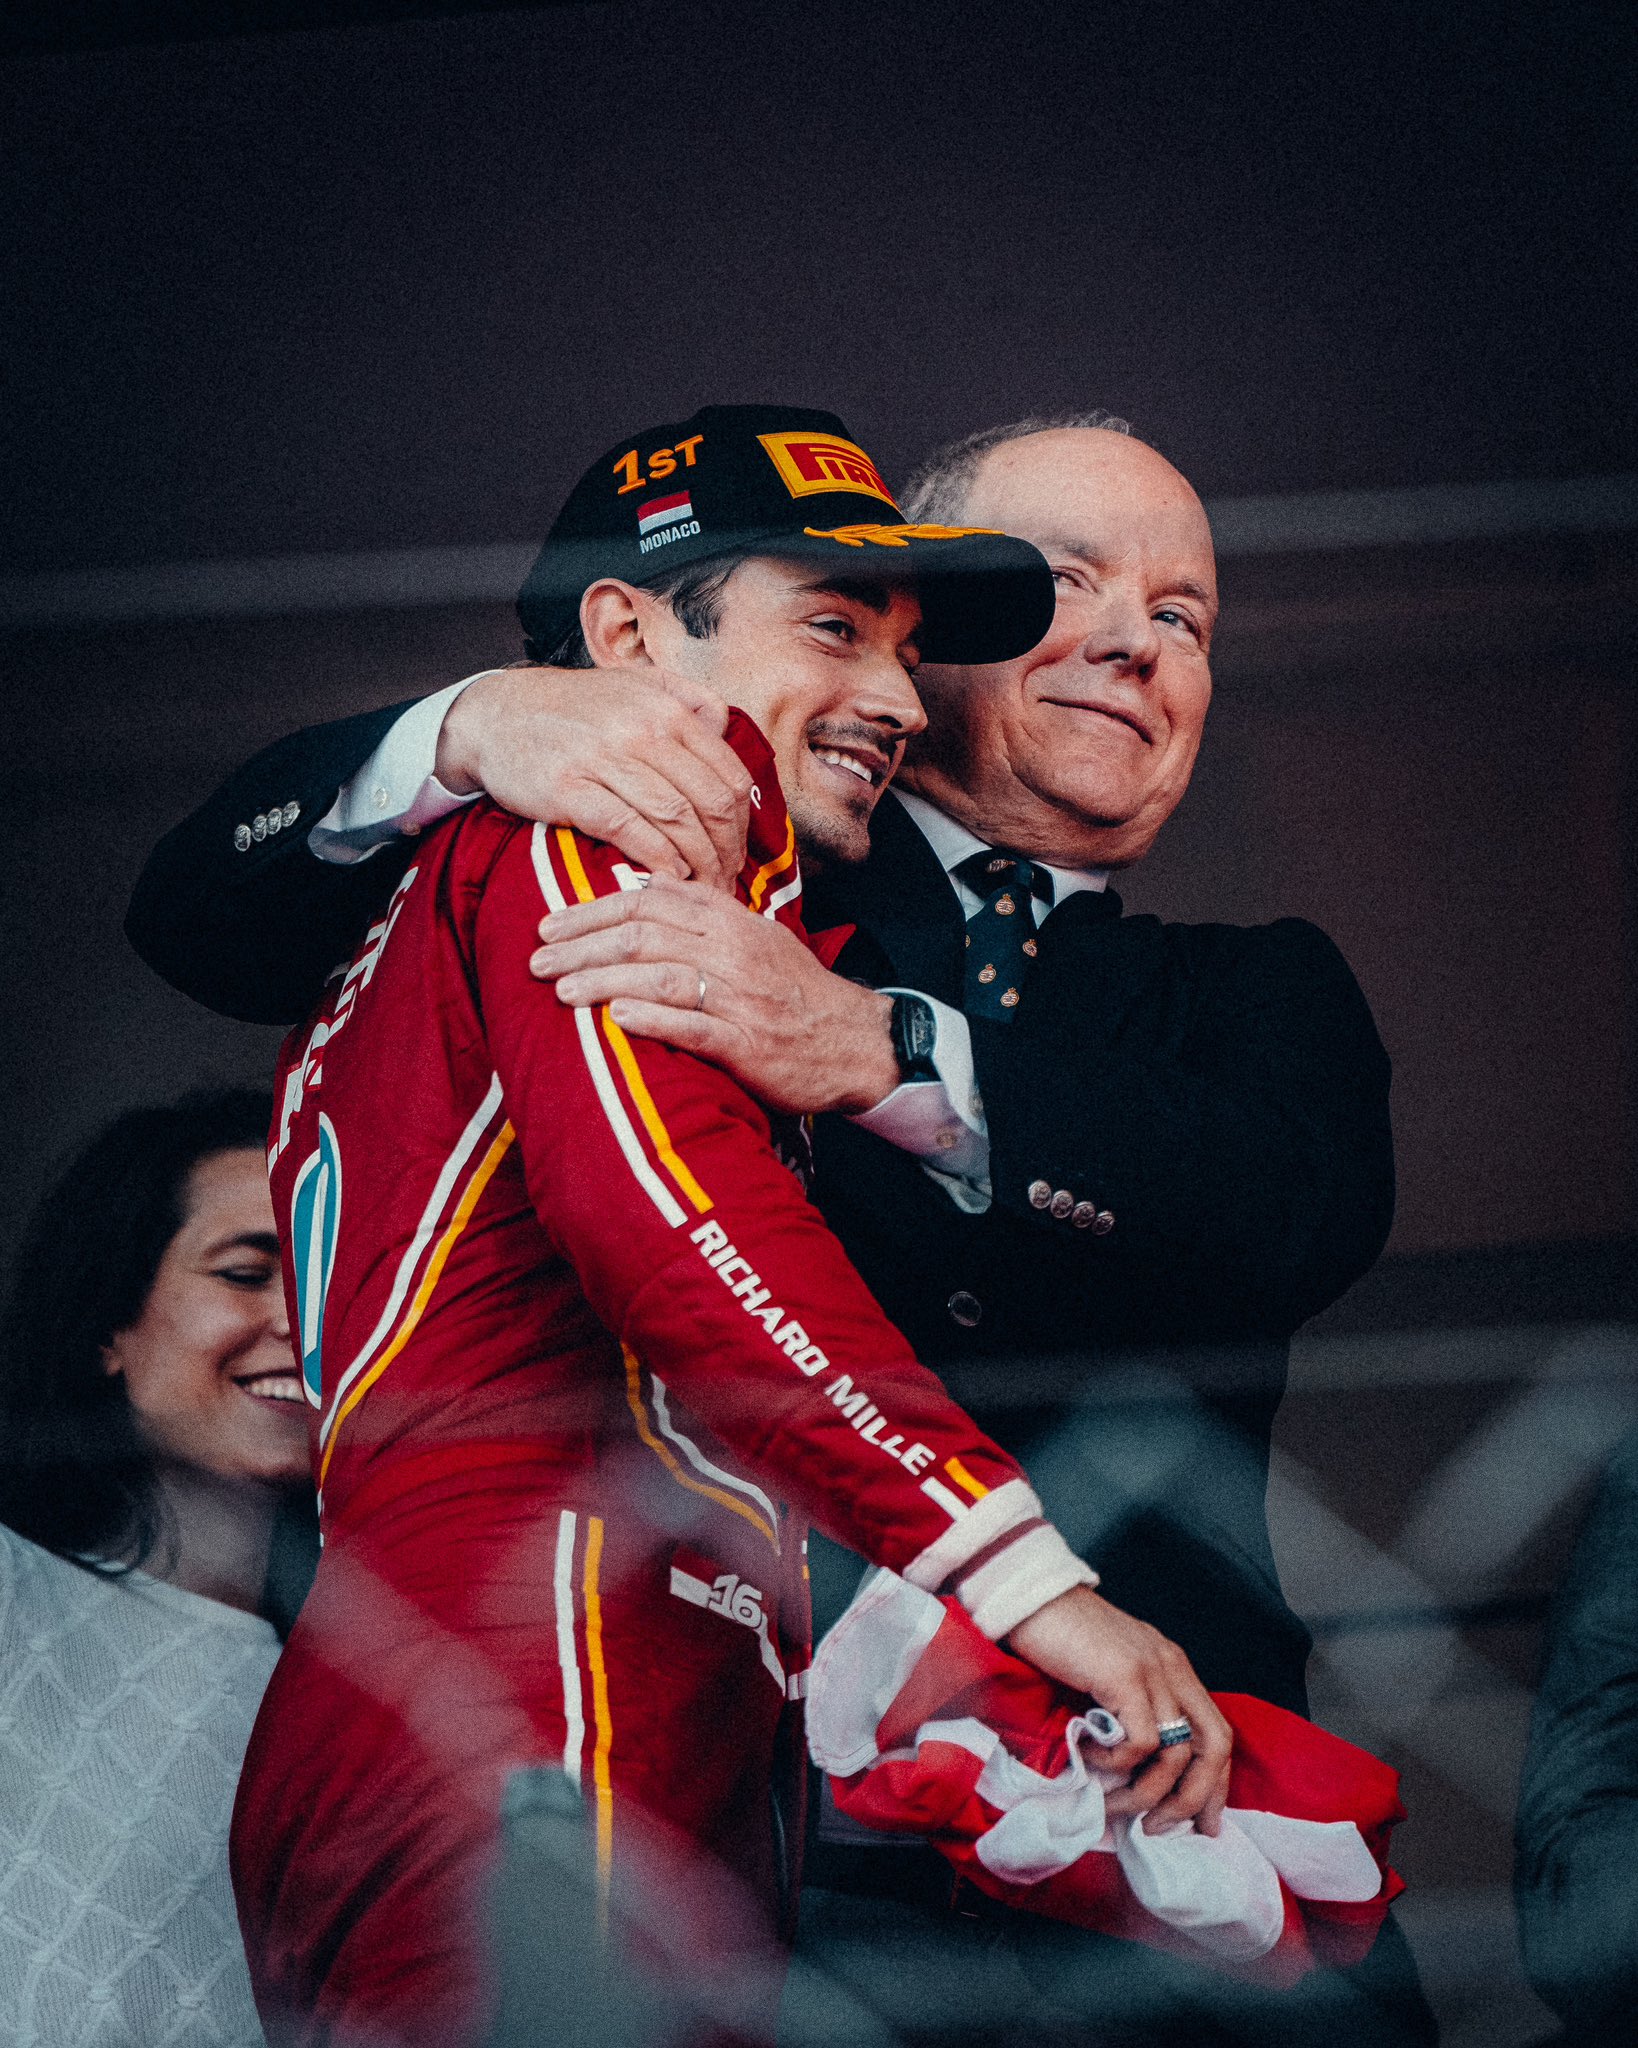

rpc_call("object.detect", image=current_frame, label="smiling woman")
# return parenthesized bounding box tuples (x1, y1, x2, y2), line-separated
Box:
(0, 1088, 314, 2047)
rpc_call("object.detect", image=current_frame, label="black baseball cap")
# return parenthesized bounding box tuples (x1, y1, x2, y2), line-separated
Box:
(516, 403, 1055, 666)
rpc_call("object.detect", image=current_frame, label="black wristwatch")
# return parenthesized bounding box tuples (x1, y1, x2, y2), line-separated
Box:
(888, 992, 941, 1084)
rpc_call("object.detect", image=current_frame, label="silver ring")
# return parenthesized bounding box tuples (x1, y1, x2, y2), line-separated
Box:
(1155, 1717, 1194, 1749)
(694, 973, 708, 1012)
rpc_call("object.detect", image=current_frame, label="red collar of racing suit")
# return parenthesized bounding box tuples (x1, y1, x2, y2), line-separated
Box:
(723, 708, 855, 968)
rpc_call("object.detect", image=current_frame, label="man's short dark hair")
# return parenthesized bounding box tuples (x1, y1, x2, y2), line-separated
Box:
(903, 410, 1135, 525)
(529, 557, 741, 667)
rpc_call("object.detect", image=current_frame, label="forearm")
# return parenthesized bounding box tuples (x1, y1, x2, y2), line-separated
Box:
(126, 699, 418, 1022)
(129, 656, 755, 1022)
(307, 675, 488, 861)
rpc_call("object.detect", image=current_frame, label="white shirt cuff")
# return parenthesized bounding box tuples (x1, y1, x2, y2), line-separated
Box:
(848, 990, 991, 1200)
(308, 673, 497, 865)
(901, 1479, 1097, 1640)
(956, 1524, 1100, 1641)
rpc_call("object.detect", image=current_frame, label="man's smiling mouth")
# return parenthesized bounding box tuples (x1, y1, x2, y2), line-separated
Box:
(1043, 700, 1155, 744)
(810, 743, 889, 789)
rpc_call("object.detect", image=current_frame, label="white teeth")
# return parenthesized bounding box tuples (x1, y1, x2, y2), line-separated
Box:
(815, 748, 874, 785)
(237, 1377, 304, 1403)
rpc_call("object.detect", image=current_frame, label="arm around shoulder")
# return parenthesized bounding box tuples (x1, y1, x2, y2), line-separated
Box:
(126, 700, 419, 1024)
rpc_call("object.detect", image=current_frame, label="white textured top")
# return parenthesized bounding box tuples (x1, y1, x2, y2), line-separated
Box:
(0, 1521, 279, 2046)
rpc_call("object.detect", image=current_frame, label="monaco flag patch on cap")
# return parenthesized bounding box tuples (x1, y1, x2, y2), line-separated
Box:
(637, 492, 695, 536)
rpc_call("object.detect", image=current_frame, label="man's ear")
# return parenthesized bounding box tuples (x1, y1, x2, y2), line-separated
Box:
(580, 579, 656, 669)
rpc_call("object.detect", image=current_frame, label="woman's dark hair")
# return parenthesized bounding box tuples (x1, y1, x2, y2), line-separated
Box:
(0, 1086, 275, 1572)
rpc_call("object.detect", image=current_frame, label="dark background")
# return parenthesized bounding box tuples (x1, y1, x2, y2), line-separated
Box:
(3, 4, 1636, 2042)
(5, 0, 1637, 572)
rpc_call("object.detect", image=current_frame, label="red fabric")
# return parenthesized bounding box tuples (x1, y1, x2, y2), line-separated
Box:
(235, 715, 1032, 2047)
(830, 1598, 1406, 1989)
(808, 921, 857, 970)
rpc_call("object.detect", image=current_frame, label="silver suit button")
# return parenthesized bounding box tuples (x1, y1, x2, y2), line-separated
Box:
(1049, 1189, 1075, 1220)
(282, 800, 302, 827)
(947, 1291, 982, 1328)
(1070, 1201, 1098, 1229)
(1027, 1179, 1053, 1210)
(265, 807, 282, 834)
(1091, 1209, 1115, 1236)
(233, 824, 252, 852)
(251, 814, 268, 841)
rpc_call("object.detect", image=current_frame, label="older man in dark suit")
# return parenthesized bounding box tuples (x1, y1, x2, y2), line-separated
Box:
(127, 416, 1428, 2045)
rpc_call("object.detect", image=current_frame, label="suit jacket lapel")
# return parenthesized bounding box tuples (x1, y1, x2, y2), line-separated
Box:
(806, 791, 967, 1003)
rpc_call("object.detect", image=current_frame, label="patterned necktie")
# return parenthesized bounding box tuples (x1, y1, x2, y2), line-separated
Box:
(954, 849, 1054, 1020)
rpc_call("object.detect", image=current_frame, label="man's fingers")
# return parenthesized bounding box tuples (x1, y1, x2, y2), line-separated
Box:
(1104, 1733, 1192, 1818)
(534, 890, 646, 943)
(603, 997, 734, 1058)
(1090, 1677, 1158, 1776)
(1197, 1775, 1231, 1839)
(607, 735, 751, 883)
(648, 704, 756, 847)
(607, 671, 752, 877)
(644, 670, 759, 829)
(1138, 1750, 1228, 1835)
(1001, 1590, 1234, 1834)
(531, 884, 716, 961)
(1176, 1685, 1234, 1774)
(643, 666, 732, 736)
(1140, 1691, 1233, 1834)
(1092, 1738, 1153, 1780)
(534, 919, 720, 987)
(554, 787, 692, 881)
(590, 757, 738, 885)
(553, 962, 713, 1012)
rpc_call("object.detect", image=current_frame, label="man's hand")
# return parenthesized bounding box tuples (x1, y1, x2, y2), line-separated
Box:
(436, 665, 753, 890)
(1007, 1585, 1233, 1837)
(530, 874, 901, 1117)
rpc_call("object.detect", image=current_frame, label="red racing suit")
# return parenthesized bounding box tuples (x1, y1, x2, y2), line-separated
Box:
(232, 714, 1090, 2048)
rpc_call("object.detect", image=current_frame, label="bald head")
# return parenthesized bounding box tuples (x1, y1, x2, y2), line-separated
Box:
(898, 427, 1219, 869)
(962, 429, 1215, 596)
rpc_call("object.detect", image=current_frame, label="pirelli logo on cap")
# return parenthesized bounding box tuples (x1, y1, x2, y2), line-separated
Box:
(758, 430, 899, 510)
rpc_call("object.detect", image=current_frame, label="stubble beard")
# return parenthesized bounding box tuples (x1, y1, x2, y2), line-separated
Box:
(784, 783, 874, 872)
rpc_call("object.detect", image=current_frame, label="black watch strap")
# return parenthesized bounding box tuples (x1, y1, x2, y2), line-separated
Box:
(889, 992, 941, 1084)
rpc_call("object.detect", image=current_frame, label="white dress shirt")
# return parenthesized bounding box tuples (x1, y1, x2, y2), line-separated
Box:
(887, 786, 1110, 916)
(307, 674, 486, 863)
(848, 791, 1107, 1209)
(309, 691, 1106, 1206)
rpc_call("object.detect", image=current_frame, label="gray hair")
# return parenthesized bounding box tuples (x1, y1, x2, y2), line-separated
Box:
(901, 410, 1135, 524)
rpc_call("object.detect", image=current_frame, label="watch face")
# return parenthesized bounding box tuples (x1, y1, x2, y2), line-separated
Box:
(905, 996, 938, 1066)
(893, 993, 939, 1082)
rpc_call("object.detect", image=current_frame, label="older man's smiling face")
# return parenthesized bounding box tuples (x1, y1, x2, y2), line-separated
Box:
(901, 429, 1218, 869)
